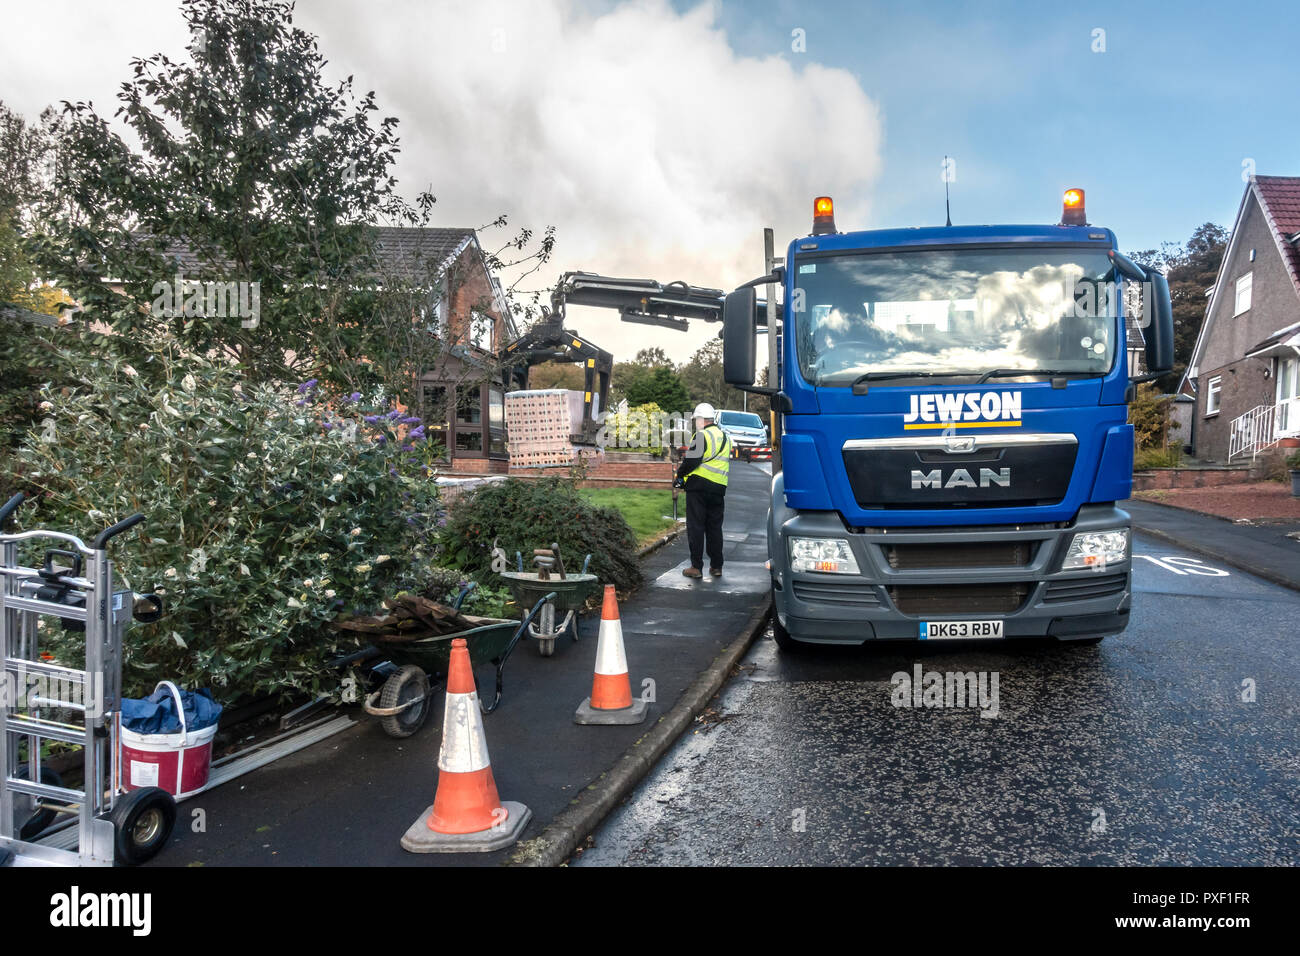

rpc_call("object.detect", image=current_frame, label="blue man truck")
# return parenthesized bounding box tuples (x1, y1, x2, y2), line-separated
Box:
(720, 191, 1173, 651)
(534, 189, 1171, 652)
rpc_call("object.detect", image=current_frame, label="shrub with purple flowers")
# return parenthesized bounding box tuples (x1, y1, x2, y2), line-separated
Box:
(7, 347, 447, 701)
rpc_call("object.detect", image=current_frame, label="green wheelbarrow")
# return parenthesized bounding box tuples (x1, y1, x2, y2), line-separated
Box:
(500, 547, 599, 657)
(331, 587, 557, 738)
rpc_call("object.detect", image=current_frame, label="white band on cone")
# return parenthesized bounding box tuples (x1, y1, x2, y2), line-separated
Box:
(438, 691, 491, 773)
(594, 618, 629, 676)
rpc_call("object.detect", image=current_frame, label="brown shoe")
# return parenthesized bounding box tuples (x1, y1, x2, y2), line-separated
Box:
(710, 567, 723, 577)
(682, 566, 703, 579)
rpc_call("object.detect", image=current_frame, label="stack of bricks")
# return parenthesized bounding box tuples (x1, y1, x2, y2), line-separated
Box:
(505, 389, 576, 467)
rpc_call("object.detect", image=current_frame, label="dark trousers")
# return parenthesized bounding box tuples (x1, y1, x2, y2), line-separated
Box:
(685, 479, 726, 570)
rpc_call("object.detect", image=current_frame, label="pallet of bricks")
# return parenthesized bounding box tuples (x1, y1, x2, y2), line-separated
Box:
(505, 389, 577, 467)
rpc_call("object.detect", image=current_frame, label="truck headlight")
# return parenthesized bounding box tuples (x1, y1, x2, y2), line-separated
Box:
(1062, 529, 1129, 570)
(789, 537, 861, 574)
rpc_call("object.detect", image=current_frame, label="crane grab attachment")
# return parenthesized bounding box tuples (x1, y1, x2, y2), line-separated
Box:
(498, 271, 738, 443)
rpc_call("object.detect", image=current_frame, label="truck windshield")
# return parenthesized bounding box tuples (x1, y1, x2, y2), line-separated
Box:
(793, 246, 1121, 386)
(719, 411, 764, 429)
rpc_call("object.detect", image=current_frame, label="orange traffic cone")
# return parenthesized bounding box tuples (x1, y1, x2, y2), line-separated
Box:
(574, 586, 649, 725)
(401, 638, 531, 852)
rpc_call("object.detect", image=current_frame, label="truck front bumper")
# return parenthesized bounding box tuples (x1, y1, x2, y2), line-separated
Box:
(770, 503, 1132, 645)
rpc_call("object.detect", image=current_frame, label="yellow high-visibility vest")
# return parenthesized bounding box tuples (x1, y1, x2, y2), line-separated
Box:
(694, 424, 730, 487)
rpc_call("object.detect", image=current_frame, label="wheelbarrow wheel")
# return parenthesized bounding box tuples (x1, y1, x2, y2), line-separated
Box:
(538, 636, 556, 657)
(111, 787, 176, 865)
(379, 665, 432, 738)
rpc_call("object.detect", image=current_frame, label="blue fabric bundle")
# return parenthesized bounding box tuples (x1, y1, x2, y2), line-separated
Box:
(121, 685, 222, 735)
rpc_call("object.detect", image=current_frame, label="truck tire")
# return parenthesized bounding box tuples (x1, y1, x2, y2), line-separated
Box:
(771, 616, 807, 654)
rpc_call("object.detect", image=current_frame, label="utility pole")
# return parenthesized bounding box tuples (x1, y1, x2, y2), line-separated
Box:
(764, 228, 781, 472)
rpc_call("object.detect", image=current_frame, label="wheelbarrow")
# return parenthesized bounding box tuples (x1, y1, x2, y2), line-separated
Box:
(499, 546, 599, 657)
(331, 587, 557, 738)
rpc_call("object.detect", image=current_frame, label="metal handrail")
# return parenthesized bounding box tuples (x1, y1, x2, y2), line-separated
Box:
(1228, 403, 1278, 461)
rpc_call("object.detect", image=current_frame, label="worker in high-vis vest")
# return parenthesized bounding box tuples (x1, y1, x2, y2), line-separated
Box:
(674, 402, 730, 578)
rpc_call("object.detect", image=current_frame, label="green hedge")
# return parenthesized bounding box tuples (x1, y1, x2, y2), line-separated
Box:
(6, 344, 444, 700)
(443, 477, 643, 595)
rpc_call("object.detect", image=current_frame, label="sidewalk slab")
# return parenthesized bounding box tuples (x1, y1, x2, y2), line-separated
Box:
(1125, 498, 1300, 592)
(145, 463, 774, 867)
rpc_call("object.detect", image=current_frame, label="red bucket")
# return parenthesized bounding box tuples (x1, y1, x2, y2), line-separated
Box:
(120, 681, 218, 800)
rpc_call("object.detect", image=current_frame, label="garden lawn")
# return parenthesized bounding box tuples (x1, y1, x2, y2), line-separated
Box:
(580, 487, 679, 543)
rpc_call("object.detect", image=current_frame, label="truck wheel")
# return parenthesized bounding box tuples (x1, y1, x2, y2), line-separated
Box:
(110, 787, 176, 865)
(379, 665, 431, 738)
(771, 616, 807, 654)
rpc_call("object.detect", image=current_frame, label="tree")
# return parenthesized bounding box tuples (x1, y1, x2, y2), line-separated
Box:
(680, 337, 754, 411)
(0, 100, 63, 310)
(625, 365, 688, 414)
(634, 347, 674, 368)
(0, 99, 74, 451)
(24, 0, 553, 409)
(527, 362, 584, 390)
(1132, 222, 1228, 392)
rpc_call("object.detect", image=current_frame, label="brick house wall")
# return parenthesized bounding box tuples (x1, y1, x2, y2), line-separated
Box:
(418, 237, 515, 468)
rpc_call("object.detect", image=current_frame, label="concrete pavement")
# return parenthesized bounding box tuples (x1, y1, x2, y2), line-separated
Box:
(1125, 498, 1300, 592)
(145, 462, 773, 866)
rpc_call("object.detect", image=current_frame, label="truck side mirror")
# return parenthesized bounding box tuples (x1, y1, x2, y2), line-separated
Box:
(722, 287, 757, 387)
(1143, 271, 1174, 375)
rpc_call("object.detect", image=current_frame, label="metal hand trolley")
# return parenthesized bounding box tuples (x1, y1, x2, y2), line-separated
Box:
(0, 492, 173, 866)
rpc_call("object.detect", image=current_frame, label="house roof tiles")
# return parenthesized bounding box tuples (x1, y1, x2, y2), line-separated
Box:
(1253, 176, 1300, 299)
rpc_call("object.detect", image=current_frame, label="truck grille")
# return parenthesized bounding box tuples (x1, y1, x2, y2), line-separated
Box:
(1043, 574, 1127, 603)
(843, 435, 1077, 509)
(792, 580, 880, 607)
(888, 582, 1029, 616)
(884, 541, 1035, 570)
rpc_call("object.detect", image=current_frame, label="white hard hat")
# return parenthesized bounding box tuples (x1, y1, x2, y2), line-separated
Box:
(692, 402, 716, 420)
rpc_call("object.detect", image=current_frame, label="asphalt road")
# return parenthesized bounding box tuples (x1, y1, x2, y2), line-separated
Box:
(577, 535, 1300, 865)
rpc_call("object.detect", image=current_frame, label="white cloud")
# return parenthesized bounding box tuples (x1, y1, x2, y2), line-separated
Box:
(2, 0, 884, 363)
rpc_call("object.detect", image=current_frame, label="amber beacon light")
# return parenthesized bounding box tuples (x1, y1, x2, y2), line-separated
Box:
(1061, 188, 1086, 226)
(812, 195, 836, 235)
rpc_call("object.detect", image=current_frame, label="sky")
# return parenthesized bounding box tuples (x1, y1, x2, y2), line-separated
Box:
(2, 0, 1297, 362)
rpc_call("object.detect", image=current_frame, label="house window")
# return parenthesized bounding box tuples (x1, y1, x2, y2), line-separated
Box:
(1233, 272, 1252, 316)
(470, 311, 494, 351)
(421, 385, 450, 459)
(427, 294, 447, 335)
(455, 385, 483, 452)
(1205, 375, 1222, 416)
(488, 387, 507, 457)
(1279, 358, 1299, 434)
(1279, 357, 1299, 402)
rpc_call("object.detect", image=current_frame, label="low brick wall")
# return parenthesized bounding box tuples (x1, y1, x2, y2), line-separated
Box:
(1133, 467, 1257, 491)
(514, 457, 674, 488)
(435, 455, 674, 489)
(447, 457, 509, 474)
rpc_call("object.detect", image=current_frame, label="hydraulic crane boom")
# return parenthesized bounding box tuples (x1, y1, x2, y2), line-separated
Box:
(498, 271, 733, 442)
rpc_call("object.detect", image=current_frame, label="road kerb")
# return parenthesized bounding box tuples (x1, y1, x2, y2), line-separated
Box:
(1131, 505, 1300, 593)
(506, 594, 773, 867)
